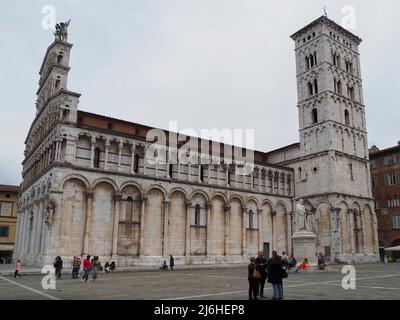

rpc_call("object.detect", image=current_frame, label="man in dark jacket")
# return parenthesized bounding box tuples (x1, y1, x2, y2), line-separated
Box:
(267, 251, 284, 299)
(248, 257, 258, 300)
(255, 251, 268, 298)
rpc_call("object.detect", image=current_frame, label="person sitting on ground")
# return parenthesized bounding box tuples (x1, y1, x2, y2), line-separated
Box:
(104, 261, 110, 273)
(287, 256, 297, 270)
(317, 253, 326, 270)
(160, 260, 168, 271)
(109, 261, 116, 272)
(295, 258, 309, 272)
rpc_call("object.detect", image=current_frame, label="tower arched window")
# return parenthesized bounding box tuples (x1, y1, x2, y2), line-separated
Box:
(195, 204, 201, 226)
(308, 82, 313, 96)
(55, 78, 61, 90)
(337, 81, 342, 95)
(312, 108, 318, 124)
(200, 165, 204, 182)
(313, 79, 319, 94)
(57, 53, 64, 64)
(94, 148, 101, 168)
(305, 56, 310, 70)
(344, 109, 350, 125)
(169, 163, 173, 178)
(126, 196, 134, 221)
(298, 167, 302, 180)
(313, 51, 317, 65)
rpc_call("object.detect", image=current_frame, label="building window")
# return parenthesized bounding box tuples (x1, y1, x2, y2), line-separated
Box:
(169, 163, 173, 178)
(371, 176, 378, 189)
(57, 53, 63, 64)
(107, 122, 113, 130)
(308, 82, 314, 96)
(200, 165, 204, 182)
(298, 167, 302, 180)
(249, 210, 254, 229)
(313, 51, 317, 65)
(349, 163, 354, 180)
(0, 226, 9, 237)
(55, 79, 61, 90)
(194, 204, 201, 226)
(312, 108, 318, 124)
(94, 148, 101, 168)
(370, 160, 376, 169)
(305, 56, 310, 70)
(393, 216, 400, 229)
(375, 199, 380, 209)
(134, 155, 139, 173)
(0, 202, 13, 217)
(313, 79, 319, 94)
(126, 196, 133, 221)
(347, 85, 355, 100)
(384, 155, 397, 165)
(386, 173, 398, 186)
(346, 61, 353, 74)
(393, 195, 399, 207)
(344, 109, 350, 125)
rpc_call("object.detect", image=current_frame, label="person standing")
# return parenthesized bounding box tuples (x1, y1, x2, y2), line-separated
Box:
(72, 256, 79, 279)
(54, 256, 63, 278)
(82, 255, 92, 282)
(248, 257, 258, 300)
(255, 251, 268, 298)
(282, 251, 289, 270)
(14, 260, 22, 278)
(267, 251, 284, 300)
(169, 255, 175, 271)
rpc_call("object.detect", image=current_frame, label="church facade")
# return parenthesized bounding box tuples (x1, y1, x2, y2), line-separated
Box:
(13, 16, 379, 267)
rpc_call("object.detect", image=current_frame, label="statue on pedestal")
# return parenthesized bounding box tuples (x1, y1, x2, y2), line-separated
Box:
(296, 199, 310, 232)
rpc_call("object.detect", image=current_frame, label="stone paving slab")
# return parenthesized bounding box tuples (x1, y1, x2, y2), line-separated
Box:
(0, 263, 398, 300)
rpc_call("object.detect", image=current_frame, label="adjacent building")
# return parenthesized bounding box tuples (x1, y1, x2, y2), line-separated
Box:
(13, 15, 379, 267)
(369, 143, 400, 260)
(0, 185, 20, 263)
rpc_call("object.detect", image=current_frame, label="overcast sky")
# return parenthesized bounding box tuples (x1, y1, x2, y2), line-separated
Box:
(0, 0, 399, 186)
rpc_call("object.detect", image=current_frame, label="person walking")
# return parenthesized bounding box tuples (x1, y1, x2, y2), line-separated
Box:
(317, 253, 326, 270)
(267, 251, 284, 300)
(92, 256, 101, 281)
(169, 255, 175, 271)
(82, 255, 92, 282)
(255, 251, 268, 298)
(72, 256, 80, 279)
(14, 260, 22, 278)
(54, 256, 63, 278)
(248, 257, 258, 300)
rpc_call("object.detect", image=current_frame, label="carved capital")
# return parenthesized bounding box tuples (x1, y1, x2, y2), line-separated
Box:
(86, 191, 93, 199)
(224, 204, 231, 213)
(206, 201, 212, 210)
(185, 201, 192, 209)
(114, 193, 122, 202)
(140, 196, 148, 204)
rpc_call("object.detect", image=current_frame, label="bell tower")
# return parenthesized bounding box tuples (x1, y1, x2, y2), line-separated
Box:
(290, 16, 372, 199)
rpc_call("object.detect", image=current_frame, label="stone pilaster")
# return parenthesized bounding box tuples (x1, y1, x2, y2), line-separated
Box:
(112, 193, 122, 257)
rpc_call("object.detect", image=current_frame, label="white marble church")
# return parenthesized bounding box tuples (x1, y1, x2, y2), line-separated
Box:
(13, 15, 379, 266)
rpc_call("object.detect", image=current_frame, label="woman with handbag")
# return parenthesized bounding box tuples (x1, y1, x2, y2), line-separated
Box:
(248, 257, 259, 300)
(267, 251, 285, 300)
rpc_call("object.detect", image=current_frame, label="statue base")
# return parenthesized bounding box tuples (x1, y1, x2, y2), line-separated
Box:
(292, 230, 317, 265)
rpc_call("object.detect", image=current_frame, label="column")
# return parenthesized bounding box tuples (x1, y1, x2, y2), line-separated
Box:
(250, 170, 254, 189)
(118, 142, 123, 171)
(188, 163, 191, 182)
(372, 211, 379, 254)
(35, 200, 44, 256)
(131, 145, 136, 174)
(162, 201, 170, 256)
(40, 205, 48, 255)
(226, 165, 230, 186)
(241, 206, 247, 256)
(83, 191, 93, 254)
(265, 171, 268, 193)
(185, 201, 192, 263)
(21, 210, 28, 254)
(258, 168, 262, 191)
(286, 212, 292, 256)
(224, 204, 231, 257)
(206, 201, 212, 256)
(90, 138, 95, 168)
(258, 209, 263, 253)
(208, 165, 211, 184)
(30, 202, 40, 255)
(272, 210, 276, 251)
(216, 165, 220, 185)
(348, 209, 356, 255)
(143, 147, 147, 175)
(271, 172, 275, 193)
(104, 141, 110, 170)
(112, 194, 121, 256)
(360, 210, 367, 254)
(178, 159, 181, 180)
(139, 197, 147, 256)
